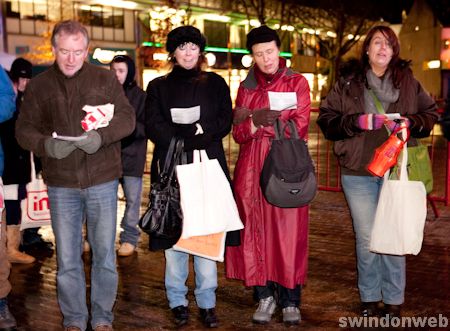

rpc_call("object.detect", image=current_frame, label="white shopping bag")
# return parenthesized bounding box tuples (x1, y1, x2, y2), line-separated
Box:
(370, 128, 427, 255)
(20, 153, 51, 230)
(176, 125, 243, 239)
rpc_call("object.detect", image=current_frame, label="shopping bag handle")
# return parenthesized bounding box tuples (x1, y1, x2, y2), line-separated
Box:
(192, 124, 210, 163)
(29, 152, 37, 182)
(399, 126, 410, 182)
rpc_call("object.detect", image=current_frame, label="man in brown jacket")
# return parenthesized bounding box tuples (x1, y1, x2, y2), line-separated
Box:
(15, 20, 135, 331)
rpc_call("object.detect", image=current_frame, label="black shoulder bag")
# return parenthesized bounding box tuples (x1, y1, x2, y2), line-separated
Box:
(139, 137, 185, 239)
(260, 119, 317, 208)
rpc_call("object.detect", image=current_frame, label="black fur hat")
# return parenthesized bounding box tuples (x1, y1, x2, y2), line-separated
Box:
(166, 25, 206, 53)
(246, 25, 281, 53)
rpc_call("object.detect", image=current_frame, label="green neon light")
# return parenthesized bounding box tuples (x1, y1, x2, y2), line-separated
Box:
(141, 43, 292, 57)
(205, 46, 248, 54)
(205, 46, 292, 57)
(141, 42, 162, 47)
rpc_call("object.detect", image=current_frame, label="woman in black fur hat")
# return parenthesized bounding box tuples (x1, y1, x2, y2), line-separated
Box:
(144, 25, 233, 328)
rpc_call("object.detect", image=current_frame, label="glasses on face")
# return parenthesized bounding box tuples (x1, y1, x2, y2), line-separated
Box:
(57, 48, 86, 57)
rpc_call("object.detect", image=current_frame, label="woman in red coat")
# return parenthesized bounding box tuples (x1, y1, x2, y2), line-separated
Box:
(225, 26, 311, 326)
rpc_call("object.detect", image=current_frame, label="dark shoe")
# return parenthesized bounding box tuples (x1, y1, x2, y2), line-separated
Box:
(361, 301, 380, 317)
(0, 297, 17, 331)
(22, 228, 53, 250)
(383, 304, 401, 319)
(199, 308, 219, 328)
(172, 305, 188, 326)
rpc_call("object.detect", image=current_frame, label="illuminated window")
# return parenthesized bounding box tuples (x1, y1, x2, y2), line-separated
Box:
(204, 20, 228, 48)
(75, 4, 124, 29)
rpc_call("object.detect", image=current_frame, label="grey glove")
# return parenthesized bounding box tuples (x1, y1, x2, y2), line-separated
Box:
(44, 138, 76, 159)
(74, 130, 102, 154)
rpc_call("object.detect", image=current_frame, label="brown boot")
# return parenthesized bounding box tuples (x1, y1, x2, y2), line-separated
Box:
(7, 225, 36, 264)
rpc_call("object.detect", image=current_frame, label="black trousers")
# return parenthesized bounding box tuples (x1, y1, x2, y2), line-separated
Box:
(254, 281, 302, 308)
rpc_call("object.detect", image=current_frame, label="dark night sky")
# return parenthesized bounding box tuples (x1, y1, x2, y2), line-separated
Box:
(382, 0, 450, 25)
(378, 0, 414, 24)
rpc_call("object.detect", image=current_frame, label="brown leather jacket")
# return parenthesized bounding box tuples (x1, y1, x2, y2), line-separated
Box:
(317, 61, 438, 171)
(16, 62, 135, 188)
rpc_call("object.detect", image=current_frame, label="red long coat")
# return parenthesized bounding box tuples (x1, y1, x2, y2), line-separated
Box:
(225, 65, 312, 289)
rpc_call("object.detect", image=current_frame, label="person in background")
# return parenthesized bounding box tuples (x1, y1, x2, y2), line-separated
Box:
(145, 25, 232, 328)
(317, 25, 438, 319)
(8, 58, 52, 252)
(15, 20, 135, 331)
(1, 58, 50, 265)
(0, 64, 17, 331)
(1, 58, 36, 264)
(225, 25, 311, 326)
(110, 55, 147, 257)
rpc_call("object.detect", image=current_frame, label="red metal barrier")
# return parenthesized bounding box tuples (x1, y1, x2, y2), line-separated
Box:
(144, 108, 449, 218)
(310, 108, 450, 218)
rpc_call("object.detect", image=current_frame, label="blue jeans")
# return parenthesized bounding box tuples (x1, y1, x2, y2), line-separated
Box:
(165, 249, 217, 309)
(119, 176, 143, 246)
(48, 180, 119, 330)
(341, 175, 405, 305)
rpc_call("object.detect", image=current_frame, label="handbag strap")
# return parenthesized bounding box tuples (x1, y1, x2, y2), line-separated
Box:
(161, 138, 178, 175)
(273, 119, 300, 140)
(368, 89, 395, 136)
(368, 90, 385, 115)
(161, 138, 184, 182)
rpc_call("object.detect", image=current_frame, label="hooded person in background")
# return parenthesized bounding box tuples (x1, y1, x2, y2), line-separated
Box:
(145, 25, 233, 328)
(109, 55, 147, 257)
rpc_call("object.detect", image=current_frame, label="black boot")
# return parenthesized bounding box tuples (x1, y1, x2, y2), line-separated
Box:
(22, 228, 53, 250)
(171, 305, 188, 326)
(361, 301, 380, 317)
(0, 297, 17, 331)
(383, 304, 401, 319)
(199, 308, 218, 328)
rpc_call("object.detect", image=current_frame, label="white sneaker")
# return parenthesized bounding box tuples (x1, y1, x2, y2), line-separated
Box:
(117, 242, 135, 257)
(252, 296, 276, 324)
(282, 306, 301, 325)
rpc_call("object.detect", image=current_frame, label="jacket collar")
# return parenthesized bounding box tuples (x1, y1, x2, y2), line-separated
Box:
(52, 61, 88, 79)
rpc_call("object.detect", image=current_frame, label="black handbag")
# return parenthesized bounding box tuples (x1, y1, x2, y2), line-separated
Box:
(260, 119, 317, 208)
(139, 138, 185, 240)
